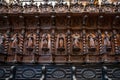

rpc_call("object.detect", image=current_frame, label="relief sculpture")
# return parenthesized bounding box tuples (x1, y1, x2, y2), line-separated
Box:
(57, 33, 65, 53)
(41, 33, 50, 53)
(102, 31, 112, 53)
(88, 33, 97, 52)
(11, 33, 21, 53)
(72, 32, 81, 52)
(26, 33, 36, 52)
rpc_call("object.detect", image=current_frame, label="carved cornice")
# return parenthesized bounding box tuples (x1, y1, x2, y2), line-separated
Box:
(0, 2, 120, 14)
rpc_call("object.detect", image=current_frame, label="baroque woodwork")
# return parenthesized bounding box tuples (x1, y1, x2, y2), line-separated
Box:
(0, 1, 120, 80)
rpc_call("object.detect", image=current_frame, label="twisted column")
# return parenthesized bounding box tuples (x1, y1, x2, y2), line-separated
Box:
(66, 29, 71, 61)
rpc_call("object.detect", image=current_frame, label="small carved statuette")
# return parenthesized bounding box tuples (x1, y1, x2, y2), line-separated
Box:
(42, 33, 49, 52)
(72, 32, 81, 52)
(26, 33, 35, 51)
(11, 33, 20, 52)
(88, 33, 96, 52)
(57, 33, 65, 52)
(103, 31, 112, 52)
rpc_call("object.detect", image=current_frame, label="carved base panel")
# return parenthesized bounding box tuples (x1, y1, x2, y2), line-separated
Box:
(0, 66, 11, 80)
(15, 65, 42, 80)
(0, 64, 120, 80)
(46, 78, 71, 80)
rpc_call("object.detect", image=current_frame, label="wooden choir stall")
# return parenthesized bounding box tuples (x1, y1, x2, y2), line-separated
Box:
(0, 0, 120, 80)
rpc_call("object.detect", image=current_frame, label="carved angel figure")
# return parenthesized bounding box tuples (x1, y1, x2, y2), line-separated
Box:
(72, 33, 80, 48)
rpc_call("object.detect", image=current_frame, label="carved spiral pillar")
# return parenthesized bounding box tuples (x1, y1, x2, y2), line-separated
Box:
(19, 29, 25, 54)
(36, 29, 40, 54)
(66, 29, 71, 61)
(82, 30, 87, 54)
(113, 30, 119, 54)
(51, 29, 56, 61)
(4, 30, 10, 55)
(97, 30, 102, 54)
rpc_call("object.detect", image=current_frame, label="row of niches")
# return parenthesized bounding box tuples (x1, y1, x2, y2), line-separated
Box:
(0, 29, 120, 54)
(0, 29, 120, 63)
(0, 2, 120, 13)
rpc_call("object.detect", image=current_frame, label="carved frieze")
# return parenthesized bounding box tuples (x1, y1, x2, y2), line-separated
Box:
(70, 3, 83, 13)
(9, 4, 23, 13)
(54, 3, 68, 13)
(0, 2, 119, 14)
(23, 3, 38, 13)
(102, 4, 113, 12)
(40, 3, 53, 13)
(0, 4, 8, 13)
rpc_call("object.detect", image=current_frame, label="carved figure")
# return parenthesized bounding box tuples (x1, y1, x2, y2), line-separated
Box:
(58, 33, 64, 48)
(72, 33, 80, 48)
(42, 33, 48, 48)
(11, 33, 19, 48)
(26, 33, 35, 48)
(103, 31, 111, 47)
(88, 33, 96, 48)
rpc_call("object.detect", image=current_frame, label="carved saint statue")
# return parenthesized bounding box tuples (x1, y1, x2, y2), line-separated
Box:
(88, 33, 96, 48)
(72, 33, 80, 48)
(11, 33, 19, 48)
(103, 31, 111, 47)
(42, 33, 48, 48)
(26, 33, 35, 48)
(58, 33, 64, 48)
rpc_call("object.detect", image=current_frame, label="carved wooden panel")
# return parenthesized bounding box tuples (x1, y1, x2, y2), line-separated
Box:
(15, 65, 42, 80)
(0, 66, 11, 80)
(45, 65, 72, 80)
(0, 2, 120, 80)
